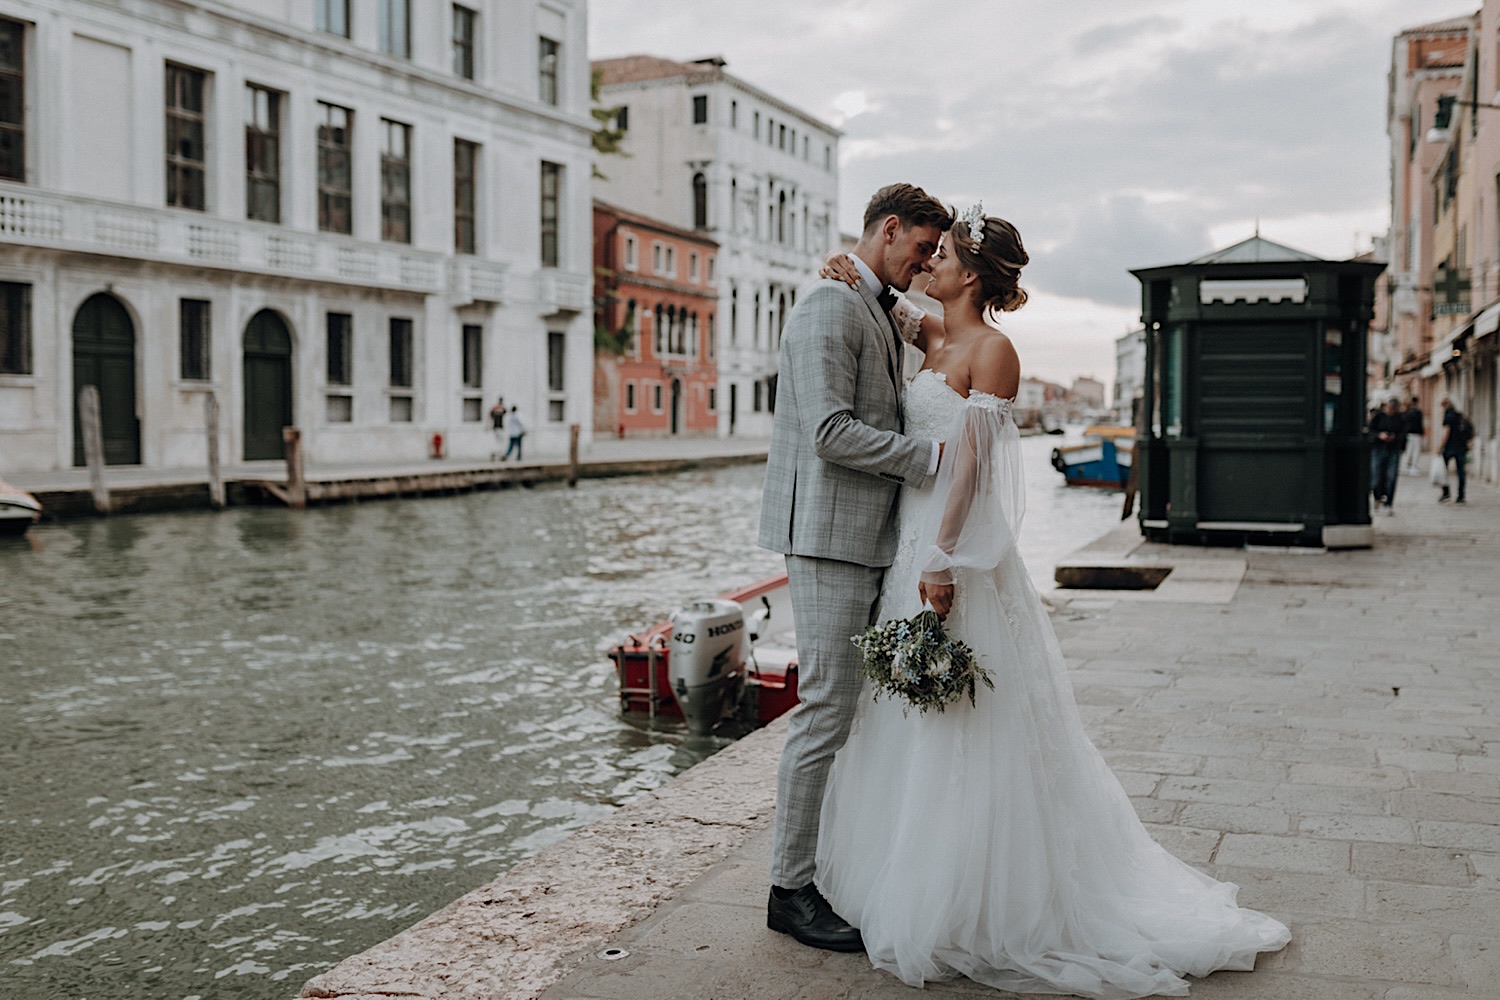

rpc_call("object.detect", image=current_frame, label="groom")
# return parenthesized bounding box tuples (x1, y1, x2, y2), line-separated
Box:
(758, 183, 953, 950)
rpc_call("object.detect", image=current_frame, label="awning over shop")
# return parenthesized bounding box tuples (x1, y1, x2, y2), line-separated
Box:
(1477, 302, 1500, 339)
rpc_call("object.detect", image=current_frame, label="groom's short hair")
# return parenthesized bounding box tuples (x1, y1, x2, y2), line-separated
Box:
(861, 184, 954, 235)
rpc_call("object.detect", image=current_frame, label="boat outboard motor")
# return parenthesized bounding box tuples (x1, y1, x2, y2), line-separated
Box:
(668, 599, 747, 735)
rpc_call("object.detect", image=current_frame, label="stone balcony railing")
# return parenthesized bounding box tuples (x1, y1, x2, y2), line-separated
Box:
(0, 184, 544, 305)
(537, 267, 591, 314)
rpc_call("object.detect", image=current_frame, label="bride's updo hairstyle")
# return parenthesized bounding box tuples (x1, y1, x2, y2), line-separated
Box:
(949, 213, 1029, 314)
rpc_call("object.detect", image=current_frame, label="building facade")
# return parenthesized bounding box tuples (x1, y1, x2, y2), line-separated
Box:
(591, 54, 840, 437)
(1113, 327, 1146, 426)
(0, 0, 594, 475)
(1385, 12, 1500, 481)
(592, 200, 718, 437)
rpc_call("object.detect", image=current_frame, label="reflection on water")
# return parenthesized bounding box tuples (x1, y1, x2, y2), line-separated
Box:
(0, 441, 1118, 999)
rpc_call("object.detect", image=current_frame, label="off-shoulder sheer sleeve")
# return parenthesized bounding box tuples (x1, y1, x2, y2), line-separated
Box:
(917, 391, 1025, 586)
(890, 294, 925, 344)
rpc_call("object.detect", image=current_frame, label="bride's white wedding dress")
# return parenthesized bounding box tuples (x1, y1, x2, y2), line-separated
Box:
(816, 369, 1290, 998)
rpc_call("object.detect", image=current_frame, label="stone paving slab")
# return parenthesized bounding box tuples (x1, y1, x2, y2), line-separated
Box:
(302, 477, 1500, 998)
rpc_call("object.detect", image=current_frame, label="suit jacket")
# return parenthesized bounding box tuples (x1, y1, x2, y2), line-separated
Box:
(758, 277, 936, 568)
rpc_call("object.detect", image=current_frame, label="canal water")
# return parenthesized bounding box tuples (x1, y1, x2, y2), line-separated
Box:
(0, 437, 1120, 999)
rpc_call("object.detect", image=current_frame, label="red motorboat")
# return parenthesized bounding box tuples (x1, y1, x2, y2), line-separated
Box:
(609, 573, 800, 735)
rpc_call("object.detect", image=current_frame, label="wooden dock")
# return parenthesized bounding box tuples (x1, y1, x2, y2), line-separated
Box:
(17, 440, 770, 520)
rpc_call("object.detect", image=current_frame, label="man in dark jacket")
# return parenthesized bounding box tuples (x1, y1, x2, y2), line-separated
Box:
(1368, 398, 1405, 512)
(1439, 396, 1472, 504)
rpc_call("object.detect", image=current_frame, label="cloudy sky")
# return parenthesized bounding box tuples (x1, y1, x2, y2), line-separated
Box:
(590, 0, 1463, 388)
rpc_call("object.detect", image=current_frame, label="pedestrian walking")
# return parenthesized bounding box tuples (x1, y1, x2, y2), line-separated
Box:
(1437, 396, 1473, 504)
(1400, 396, 1425, 475)
(489, 397, 506, 460)
(501, 406, 527, 461)
(1368, 398, 1405, 513)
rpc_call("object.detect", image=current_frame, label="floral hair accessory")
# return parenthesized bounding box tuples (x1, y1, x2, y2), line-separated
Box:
(961, 202, 985, 246)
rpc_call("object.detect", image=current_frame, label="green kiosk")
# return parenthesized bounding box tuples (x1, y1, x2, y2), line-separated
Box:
(1130, 236, 1386, 549)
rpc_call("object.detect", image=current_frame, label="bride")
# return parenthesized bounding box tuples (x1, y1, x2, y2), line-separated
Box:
(814, 207, 1290, 998)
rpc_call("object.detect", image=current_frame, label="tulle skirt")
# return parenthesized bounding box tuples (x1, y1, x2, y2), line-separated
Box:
(816, 554, 1290, 997)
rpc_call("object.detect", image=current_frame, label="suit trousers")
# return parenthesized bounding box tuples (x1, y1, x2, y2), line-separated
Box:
(772, 554, 886, 888)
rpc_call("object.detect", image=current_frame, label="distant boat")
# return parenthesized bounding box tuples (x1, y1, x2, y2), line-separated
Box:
(1050, 425, 1134, 489)
(0, 478, 42, 535)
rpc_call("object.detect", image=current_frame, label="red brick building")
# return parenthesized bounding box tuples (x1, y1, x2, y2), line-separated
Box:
(593, 201, 719, 437)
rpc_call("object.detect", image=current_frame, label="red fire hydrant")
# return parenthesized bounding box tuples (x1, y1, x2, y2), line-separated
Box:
(430, 431, 445, 459)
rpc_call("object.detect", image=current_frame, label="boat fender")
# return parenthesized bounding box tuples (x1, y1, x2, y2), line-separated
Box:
(1050, 448, 1067, 473)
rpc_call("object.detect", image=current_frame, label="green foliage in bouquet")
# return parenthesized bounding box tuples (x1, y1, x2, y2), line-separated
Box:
(851, 608, 993, 714)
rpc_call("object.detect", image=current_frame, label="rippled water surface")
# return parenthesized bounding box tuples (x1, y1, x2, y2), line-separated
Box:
(0, 442, 1118, 999)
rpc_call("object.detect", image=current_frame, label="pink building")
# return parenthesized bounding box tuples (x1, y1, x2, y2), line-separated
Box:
(593, 202, 719, 437)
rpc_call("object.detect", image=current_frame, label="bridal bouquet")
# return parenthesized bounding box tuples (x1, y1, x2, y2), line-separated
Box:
(851, 607, 991, 714)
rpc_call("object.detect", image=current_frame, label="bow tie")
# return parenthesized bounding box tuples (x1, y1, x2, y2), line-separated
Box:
(877, 286, 898, 313)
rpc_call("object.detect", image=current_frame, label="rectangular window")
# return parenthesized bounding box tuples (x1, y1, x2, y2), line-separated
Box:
(0, 18, 24, 182)
(390, 396, 413, 422)
(326, 312, 352, 385)
(381, 119, 411, 243)
(753, 380, 762, 412)
(624, 381, 637, 412)
(245, 84, 281, 223)
(317, 102, 352, 234)
(326, 394, 352, 422)
(547, 330, 565, 392)
(652, 383, 663, 412)
(462, 397, 481, 422)
(778, 123, 786, 150)
(0, 280, 30, 375)
(378, 0, 410, 58)
(179, 298, 211, 380)
(652, 242, 663, 273)
(692, 93, 708, 124)
(538, 36, 559, 106)
(706, 256, 715, 283)
(730, 100, 737, 129)
(753, 111, 760, 138)
(708, 385, 717, 411)
(314, 0, 349, 37)
(454, 139, 477, 253)
(665, 246, 676, 276)
(623, 234, 638, 270)
(462, 323, 482, 388)
(389, 317, 413, 387)
(452, 4, 476, 79)
(539, 160, 561, 266)
(165, 63, 207, 210)
(615, 106, 628, 131)
(689, 252, 699, 282)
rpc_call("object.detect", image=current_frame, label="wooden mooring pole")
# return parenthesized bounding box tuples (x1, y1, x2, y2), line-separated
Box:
(283, 427, 306, 510)
(205, 393, 225, 509)
(567, 423, 580, 487)
(78, 384, 110, 514)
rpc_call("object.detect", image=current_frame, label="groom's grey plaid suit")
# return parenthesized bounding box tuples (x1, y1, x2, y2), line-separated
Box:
(758, 274, 936, 889)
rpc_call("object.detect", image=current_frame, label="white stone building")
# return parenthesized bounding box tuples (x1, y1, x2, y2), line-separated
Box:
(0, 0, 593, 475)
(591, 54, 840, 437)
(1113, 327, 1145, 425)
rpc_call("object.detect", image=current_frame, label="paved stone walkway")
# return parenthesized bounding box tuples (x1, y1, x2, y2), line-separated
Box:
(303, 472, 1500, 1000)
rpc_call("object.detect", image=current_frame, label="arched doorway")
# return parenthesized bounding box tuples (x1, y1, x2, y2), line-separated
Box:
(243, 309, 293, 460)
(670, 378, 683, 434)
(72, 292, 139, 466)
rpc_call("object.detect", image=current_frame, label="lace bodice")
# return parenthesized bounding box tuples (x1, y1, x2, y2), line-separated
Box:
(904, 369, 1015, 448)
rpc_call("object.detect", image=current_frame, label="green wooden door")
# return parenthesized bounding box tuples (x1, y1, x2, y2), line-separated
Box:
(242, 310, 293, 461)
(1195, 321, 1313, 522)
(72, 293, 140, 466)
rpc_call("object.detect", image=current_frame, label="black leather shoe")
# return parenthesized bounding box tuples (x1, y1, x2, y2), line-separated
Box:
(767, 884, 864, 952)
